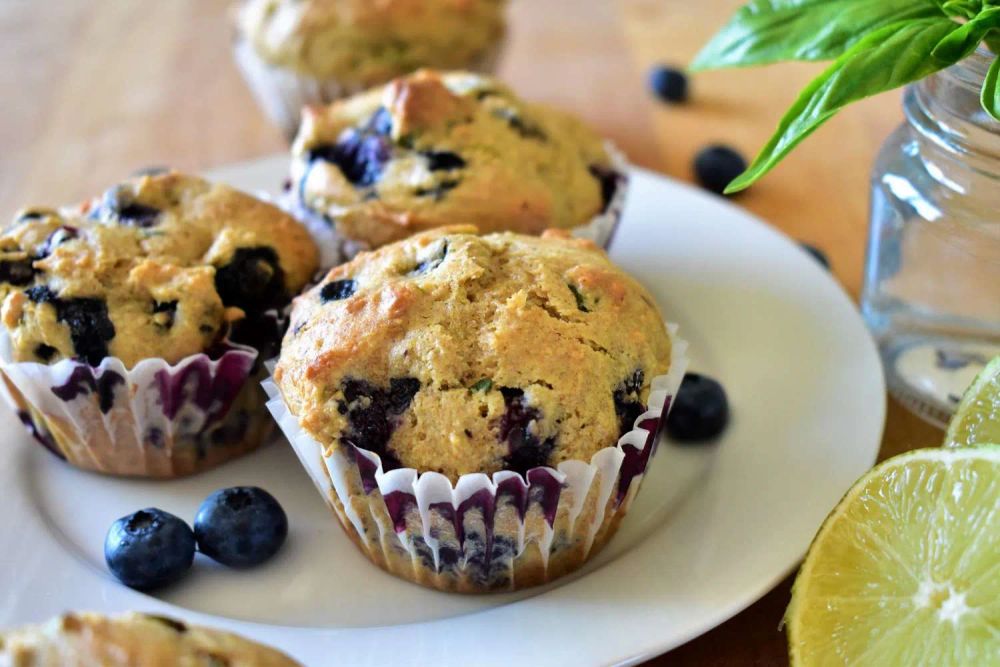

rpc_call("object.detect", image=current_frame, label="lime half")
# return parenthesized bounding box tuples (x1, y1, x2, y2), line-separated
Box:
(945, 356, 1000, 448)
(786, 445, 1000, 666)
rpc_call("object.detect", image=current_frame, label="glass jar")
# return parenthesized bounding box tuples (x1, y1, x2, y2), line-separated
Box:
(863, 49, 1000, 427)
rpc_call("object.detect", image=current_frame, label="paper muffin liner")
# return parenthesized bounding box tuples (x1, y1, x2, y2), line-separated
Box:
(263, 324, 687, 593)
(0, 333, 273, 479)
(233, 37, 508, 140)
(283, 140, 632, 270)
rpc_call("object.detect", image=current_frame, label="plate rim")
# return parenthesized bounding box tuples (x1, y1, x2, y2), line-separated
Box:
(0, 156, 886, 666)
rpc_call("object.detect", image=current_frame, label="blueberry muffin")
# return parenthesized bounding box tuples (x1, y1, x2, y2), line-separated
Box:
(233, 0, 508, 136)
(0, 170, 318, 478)
(0, 612, 300, 666)
(288, 70, 628, 266)
(270, 227, 683, 591)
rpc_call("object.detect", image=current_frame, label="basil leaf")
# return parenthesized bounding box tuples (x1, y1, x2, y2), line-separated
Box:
(940, 0, 983, 19)
(691, 0, 945, 70)
(725, 18, 963, 193)
(981, 55, 1000, 120)
(932, 7, 1000, 61)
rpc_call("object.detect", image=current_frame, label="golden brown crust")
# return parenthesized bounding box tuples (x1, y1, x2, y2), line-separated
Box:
(275, 228, 670, 480)
(290, 70, 616, 250)
(236, 0, 507, 82)
(0, 612, 300, 666)
(0, 171, 318, 367)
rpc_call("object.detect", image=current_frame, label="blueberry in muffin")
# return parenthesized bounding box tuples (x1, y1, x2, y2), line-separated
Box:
(289, 70, 627, 260)
(0, 170, 318, 477)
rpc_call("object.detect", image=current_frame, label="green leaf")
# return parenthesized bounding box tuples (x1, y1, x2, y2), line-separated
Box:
(981, 55, 1000, 120)
(725, 18, 963, 193)
(691, 0, 945, 70)
(940, 0, 982, 19)
(470, 378, 493, 393)
(932, 7, 1000, 61)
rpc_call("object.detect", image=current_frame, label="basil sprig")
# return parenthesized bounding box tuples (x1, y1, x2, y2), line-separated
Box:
(693, 0, 1000, 193)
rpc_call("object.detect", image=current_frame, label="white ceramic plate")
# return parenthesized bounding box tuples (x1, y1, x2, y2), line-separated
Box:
(0, 157, 885, 666)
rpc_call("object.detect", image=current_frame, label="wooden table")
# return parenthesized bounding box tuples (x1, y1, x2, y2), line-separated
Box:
(0, 0, 942, 664)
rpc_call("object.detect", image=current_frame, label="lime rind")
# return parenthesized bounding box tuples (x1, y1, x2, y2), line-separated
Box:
(787, 444, 1000, 666)
(944, 356, 1000, 449)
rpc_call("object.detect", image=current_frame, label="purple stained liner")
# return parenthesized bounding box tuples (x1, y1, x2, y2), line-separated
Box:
(0, 333, 269, 477)
(265, 324, 687, 591)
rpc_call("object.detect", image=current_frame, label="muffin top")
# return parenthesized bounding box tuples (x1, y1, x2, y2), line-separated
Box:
(0, 612, 300, 667)
(275, 227, 671, 481)
(236, 0, 506, 82)
(290, 70, 620, 250)
(0, 171, 318, 367)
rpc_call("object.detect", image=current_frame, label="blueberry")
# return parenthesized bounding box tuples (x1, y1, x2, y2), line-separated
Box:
(693, 145, 747, 195)
(25, 290, 117, 366)
(320, 279, 357, 302)
(307, 108, 394, 188)
(649, 66, 688, 103)
(37, 225, 79, 258)
(96, 185, 161, 228)
(337, 377, 421, 469)
(414, 180, 460, 201)
(498, 387, 555, 474)
(193, 487, 288, 568)
(104, 508, 195, 590)
(613, 369, 646, 437)
(227, 310, 283, 360)
(0, 259, 36, 286)
(800, 243, 831, 270)
(214, 246, 287, 313)
(54, 297, 116, 366)
(422, 151, 466, 171)
(411, 241, 448, 275)
(34, 343, 57, 361)
(666, 373, 729, 442)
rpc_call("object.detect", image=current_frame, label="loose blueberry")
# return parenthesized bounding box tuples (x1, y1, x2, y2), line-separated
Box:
(693, 145, 747, 195)
(666, 373, 729, 442)
(194, 487, 288, 568)
(104, 508, 195, 590)
(0, 259, 36, 286)
(214, 246, 287, 313)
(320, 279, 357, 302)
(422, 151, 466, 171)
(498, 387, 555, 474)
(800, 243, 831, 270)
(649, 66, 688, 103)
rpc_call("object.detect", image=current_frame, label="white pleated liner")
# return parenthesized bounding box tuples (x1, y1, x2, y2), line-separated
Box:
(0, 330, 264, 477)
(283, 140, 632, 270)
(263, 325, 688, 588)
(233, 37, 508, 140)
